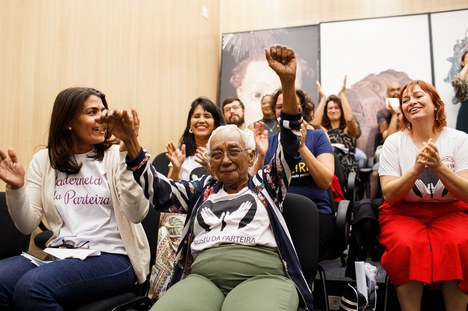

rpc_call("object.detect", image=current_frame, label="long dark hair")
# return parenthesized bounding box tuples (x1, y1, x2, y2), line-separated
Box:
(321, 95, 346, 130)
(48, 87, 115, 174)
(179, 97, 225, 156)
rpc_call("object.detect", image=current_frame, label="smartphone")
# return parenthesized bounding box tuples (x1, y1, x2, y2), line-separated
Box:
(385, 98, 399, 111)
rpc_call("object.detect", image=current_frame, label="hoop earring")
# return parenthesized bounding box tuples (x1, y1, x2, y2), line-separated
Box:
(434, 108, 438, 121)
(189, 128, 193, 134)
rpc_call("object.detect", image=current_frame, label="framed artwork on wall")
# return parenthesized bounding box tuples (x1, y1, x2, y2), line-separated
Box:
(430, 9, 468, 130)
(218, 25, 320, 126)
(320, 14, 433, 156)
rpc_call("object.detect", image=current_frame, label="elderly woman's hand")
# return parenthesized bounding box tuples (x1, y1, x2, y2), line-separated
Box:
(99, 108, 141, 159)
(100, 108, 140, 143)
(265, 45, 297, 83)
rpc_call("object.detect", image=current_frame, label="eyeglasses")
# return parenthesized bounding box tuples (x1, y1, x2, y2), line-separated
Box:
(209, 148, 249, 161)
(223, 105, 242, 113)
(53, 239, 90, 249)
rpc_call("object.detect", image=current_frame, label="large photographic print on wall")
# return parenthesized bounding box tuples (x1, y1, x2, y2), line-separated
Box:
(431, 9, 468, 130)
(218, 25, 319, 126)
(320, 14, 433, 156)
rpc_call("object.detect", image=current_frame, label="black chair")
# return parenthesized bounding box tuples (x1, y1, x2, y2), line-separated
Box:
(34, 221, 53, 249)
(333, 151, 356, 205)
(282, 193, 322, 311)
(152, 152, 170, 177)
(314, 191, 351, 311)
(33, 205, 160, 311)
(0, 192, 31, 259)
(75, 205, 159, 311)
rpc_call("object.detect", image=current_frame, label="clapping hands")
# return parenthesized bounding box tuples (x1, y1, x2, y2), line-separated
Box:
(416, 139, 441, 170)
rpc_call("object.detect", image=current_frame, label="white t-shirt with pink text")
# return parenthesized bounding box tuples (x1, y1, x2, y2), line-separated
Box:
(50, 151, 126, 254)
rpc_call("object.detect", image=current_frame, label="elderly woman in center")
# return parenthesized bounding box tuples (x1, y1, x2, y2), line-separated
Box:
(101, 45, 312, 311)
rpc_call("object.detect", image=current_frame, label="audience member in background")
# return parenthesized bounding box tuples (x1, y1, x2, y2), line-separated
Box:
(0, 87, 150, 310)
(221, 97, 254, 144)
(378, 80, 468, 310)
(103, 45, 313, 311)
(452, 50, 468, 134)
(369, 107, 403, 199)
(166, 97, 225, 181)
(258, 88, 336, 259)
(247, 94, 279, 136)
(270, 88, 314, 126)
(313, 77, 363, 180)
(374, 81, 402, 161)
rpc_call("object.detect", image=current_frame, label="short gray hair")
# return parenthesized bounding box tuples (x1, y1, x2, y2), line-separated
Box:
(205, 124, 255, 161)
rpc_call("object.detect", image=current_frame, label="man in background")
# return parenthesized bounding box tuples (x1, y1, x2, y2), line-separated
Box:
(221, 98, 255, 144)
(375, 82, 401, 160)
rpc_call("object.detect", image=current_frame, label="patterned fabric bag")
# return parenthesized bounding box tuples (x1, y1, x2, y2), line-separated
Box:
(328, 128, 358, 181)
(147, 213, 186, 301)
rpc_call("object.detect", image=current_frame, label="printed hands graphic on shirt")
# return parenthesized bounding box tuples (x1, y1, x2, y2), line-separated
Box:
(200, 201, 253, 231)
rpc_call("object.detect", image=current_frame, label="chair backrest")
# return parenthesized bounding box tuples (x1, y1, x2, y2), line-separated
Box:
(73, 204, 160, 311)
(141, 205, 160, 278)
(282, 193, 319, 283)
(0, 192, 31, 259)
(152, 152, 170, 177)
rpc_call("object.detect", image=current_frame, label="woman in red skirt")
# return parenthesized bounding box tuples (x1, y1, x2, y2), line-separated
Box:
(378, 80, 468, 311)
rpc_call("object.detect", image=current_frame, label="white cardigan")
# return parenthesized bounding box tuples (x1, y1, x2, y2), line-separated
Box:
(6, 145, 150, 283)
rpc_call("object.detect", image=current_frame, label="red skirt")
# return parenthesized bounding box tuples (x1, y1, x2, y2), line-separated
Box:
(378, 200, 468, 293)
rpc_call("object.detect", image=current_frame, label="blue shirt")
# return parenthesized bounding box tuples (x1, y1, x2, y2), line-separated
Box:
(265, 129, 334, 214)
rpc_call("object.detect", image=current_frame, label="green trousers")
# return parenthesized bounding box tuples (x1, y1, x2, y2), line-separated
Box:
(152, 244, 299, 311)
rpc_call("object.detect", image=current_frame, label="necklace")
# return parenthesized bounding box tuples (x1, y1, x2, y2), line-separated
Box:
(262, 119, 277, 133)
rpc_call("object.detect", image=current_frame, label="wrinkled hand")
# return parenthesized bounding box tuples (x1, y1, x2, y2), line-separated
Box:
(0, 148, 25, 189)
(166, 142, 186, 171)
(194, 146, 213, 176)
(253, 122, 269, 157)
(99, 108, 140, 143)
(417, 139, 442, 170)
(265, 45, 296, 82)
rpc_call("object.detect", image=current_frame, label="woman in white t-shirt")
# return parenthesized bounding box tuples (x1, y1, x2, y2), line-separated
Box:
(166, 97, 225, 181)
(0, 87, 149, 310)
(378, 80, 468, 310)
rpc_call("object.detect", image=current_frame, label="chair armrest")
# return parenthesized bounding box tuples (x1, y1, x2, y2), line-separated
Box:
(34, 229, 53, 249)
(336, 199, 351, 251)
(347, 171, 356, 203)
(112, 296, 154, 311)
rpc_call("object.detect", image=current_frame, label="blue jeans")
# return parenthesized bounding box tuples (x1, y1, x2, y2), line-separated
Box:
(0, 253, 135, 310)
